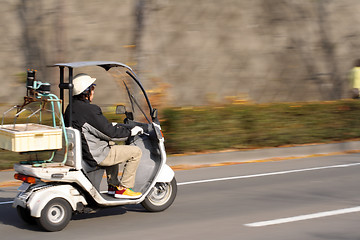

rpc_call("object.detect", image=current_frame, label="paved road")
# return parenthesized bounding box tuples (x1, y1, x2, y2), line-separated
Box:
(0, 153, 360, 239)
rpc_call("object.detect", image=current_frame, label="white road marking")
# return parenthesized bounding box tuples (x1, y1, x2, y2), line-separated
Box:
(177, 162, 360, 186)
(244, 206, 360, 227)
(1, 162, 360, 205)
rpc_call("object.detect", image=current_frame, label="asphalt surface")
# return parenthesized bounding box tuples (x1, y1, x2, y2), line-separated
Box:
(1, 141, 360, 239)
(0, 153, 360, 239)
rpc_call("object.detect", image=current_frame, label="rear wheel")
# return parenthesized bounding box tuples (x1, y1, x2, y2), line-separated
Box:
(141, 178, 177, 212)
(17, 206, 37, 225)
(36, 198, 72, 232)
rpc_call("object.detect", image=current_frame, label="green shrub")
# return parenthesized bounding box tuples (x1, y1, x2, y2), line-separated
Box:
(161, 100, 360, 154)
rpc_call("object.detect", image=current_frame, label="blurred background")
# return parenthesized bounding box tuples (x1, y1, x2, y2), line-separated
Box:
(1, 0, 360, 109)
(2, 0, 360, 168)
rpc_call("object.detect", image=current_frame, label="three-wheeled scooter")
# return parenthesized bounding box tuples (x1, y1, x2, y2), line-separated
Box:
(7, 61, 177, 231)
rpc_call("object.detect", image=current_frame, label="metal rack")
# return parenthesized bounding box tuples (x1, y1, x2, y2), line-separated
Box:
(0, 72, 69, 167)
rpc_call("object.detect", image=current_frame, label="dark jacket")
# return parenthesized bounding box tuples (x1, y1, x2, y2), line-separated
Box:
(64, 98, 131, 167)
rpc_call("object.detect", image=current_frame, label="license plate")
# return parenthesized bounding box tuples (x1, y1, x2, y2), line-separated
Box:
(17, 182, 30, 192)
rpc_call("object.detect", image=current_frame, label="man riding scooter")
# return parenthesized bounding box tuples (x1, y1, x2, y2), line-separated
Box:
(64, 73, 144, 199)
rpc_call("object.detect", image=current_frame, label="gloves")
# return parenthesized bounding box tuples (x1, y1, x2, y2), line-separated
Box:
(131, 126, 144, 136)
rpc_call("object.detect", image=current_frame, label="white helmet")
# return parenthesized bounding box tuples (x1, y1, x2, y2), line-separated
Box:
(72, 73, 96, 95)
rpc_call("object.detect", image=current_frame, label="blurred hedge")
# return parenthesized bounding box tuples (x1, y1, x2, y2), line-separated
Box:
(2, 100, 360, 169)
(161, 100, 360, 154)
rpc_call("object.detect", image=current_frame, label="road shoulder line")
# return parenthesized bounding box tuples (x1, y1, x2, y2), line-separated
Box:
(245, 206, 360, 227)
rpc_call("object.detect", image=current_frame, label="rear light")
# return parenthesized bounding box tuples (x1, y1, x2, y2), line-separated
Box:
(14, 173, 37, 184)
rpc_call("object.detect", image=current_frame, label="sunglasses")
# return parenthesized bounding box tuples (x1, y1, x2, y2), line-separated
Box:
(86, 84, 96, 92)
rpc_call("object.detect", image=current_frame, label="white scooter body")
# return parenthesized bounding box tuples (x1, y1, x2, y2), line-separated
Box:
(13, 124, 175, 216)
(11, 61, 177, 231)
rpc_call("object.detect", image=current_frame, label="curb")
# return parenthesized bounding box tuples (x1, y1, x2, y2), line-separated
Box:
(166, 141, 360, 166)
(1, 141, 360, 187)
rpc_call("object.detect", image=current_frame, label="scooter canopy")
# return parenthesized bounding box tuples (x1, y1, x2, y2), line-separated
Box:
(52, 61, 133, 72)
(52, 61, 155, 126)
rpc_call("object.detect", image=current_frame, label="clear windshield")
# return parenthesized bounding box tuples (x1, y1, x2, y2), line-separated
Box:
(108, 67, 151, 123)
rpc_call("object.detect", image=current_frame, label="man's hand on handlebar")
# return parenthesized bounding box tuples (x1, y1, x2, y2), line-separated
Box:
(131, 126, 144, 136)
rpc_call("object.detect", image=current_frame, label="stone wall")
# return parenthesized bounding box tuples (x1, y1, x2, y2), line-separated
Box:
(1, 0, 360, 108)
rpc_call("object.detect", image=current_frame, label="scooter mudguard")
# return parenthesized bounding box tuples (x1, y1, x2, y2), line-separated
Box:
(154, 164, 174, 183)
(18, 184, 87, 218)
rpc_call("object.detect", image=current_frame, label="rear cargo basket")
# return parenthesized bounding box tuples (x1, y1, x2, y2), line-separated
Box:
(0, 123, 62, 152)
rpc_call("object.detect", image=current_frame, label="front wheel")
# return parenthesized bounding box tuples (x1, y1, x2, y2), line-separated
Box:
(141, 178, 177, 212)
(36, 198, 72, 232)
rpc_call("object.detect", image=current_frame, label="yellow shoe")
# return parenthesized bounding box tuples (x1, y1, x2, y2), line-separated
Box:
(114, 186, 142, 199)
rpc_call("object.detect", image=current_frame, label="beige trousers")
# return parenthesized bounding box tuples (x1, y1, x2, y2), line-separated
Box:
(99, 145, 142, 188)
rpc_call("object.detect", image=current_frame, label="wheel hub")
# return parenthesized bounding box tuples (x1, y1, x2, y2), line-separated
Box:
(48, 205, 65, 224)
(148, 183, 172, 206)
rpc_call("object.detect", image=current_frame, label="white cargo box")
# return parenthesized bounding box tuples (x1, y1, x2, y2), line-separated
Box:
(0, 123, 62, 152)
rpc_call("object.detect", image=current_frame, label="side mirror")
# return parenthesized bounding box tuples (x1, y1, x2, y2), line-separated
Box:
(116, 105, 134, 120)
(116, 105, 126, 115)
(151, 109, 158, 119)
